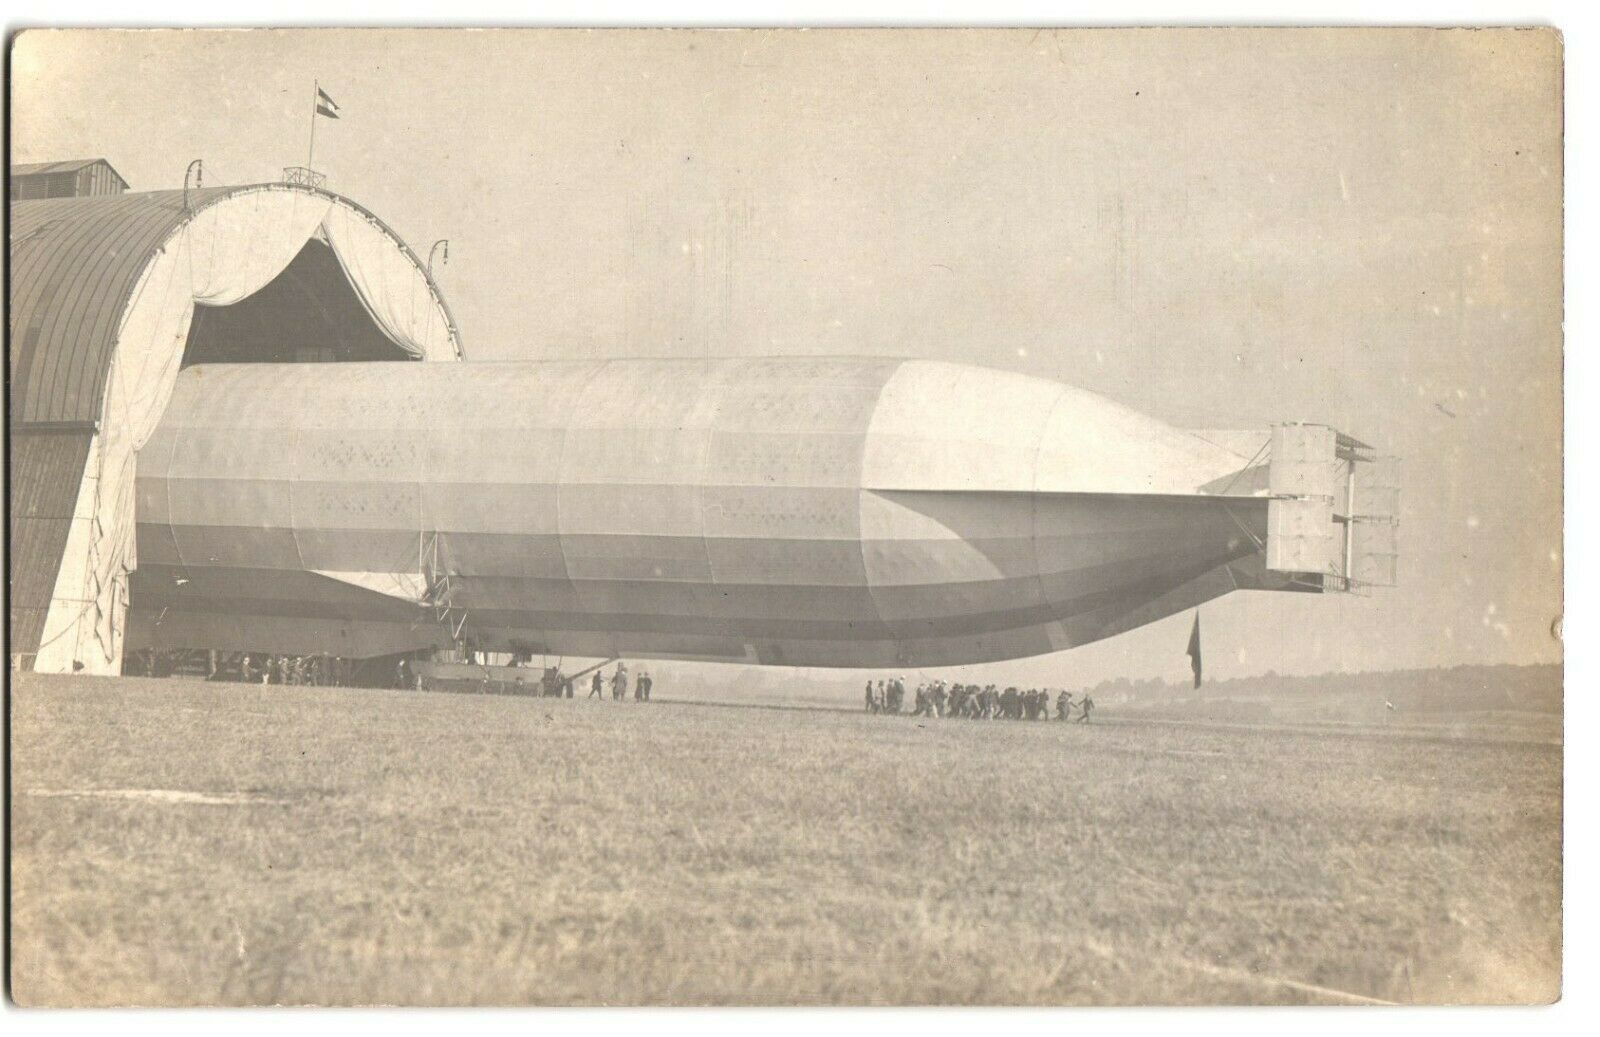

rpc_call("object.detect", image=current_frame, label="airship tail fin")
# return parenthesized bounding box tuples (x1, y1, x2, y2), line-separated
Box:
(1260, 424, 1399, 592)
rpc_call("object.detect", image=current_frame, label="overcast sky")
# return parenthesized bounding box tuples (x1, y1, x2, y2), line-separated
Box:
(11, 27, 1563, 684)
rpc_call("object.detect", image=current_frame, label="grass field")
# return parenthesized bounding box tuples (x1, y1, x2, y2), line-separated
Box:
(10, 672, 1561, 1006)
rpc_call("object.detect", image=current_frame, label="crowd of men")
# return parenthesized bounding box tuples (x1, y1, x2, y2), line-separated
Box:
(587, 663, 656, 702)
(139, 649, 1092, 722)
(865, 676, 1094, 722)
(240, 653, 349, 686)
(154, 652, 662, 699)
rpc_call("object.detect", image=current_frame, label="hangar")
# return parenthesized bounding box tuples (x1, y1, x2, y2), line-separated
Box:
(9, 165, 462, 674)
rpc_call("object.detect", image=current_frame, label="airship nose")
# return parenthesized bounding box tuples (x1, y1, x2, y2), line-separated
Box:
(855, 361, 1265, 661)
(861, 360, 1252, 496)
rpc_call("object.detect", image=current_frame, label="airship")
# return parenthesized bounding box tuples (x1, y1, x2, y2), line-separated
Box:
(128, 356, 1398, 669)
(8, 170, 1394, 677)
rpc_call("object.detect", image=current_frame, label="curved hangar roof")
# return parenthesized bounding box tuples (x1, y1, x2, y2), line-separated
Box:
(9, 181, 463, 670)
(10, 182, 463, 427)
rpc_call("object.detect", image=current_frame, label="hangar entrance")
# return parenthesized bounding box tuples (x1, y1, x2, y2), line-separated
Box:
(181, 238, 419, 367)
(128, 236, 428, 678)
(15, 180, 462, 677)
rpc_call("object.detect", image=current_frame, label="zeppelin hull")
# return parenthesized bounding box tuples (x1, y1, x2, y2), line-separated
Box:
(130, 358, 1274, 667)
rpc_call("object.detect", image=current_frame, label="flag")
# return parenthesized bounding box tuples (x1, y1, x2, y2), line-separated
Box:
(316, 86, 340, 119)
(1186, 612, 1202, 689)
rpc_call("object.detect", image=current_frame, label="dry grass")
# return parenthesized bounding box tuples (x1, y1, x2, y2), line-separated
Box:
(10, 672, 1561, 1006)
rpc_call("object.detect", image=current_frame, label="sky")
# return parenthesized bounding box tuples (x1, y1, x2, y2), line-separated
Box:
(10, 27, 1564, 685)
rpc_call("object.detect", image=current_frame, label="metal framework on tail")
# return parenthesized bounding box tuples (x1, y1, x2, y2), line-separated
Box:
(1264, 424, 1399, 593)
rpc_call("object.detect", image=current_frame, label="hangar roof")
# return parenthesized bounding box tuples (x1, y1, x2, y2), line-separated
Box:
(11, 157, 130, 187)
(11, 188, 235, 426)
(9, 183, 462, 427)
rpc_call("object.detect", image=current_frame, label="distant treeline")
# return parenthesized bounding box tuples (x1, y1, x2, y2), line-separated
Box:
(1092, 664, 1562, 715)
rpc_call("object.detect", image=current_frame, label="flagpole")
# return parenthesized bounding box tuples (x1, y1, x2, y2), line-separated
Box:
(306, 78, 319, 172)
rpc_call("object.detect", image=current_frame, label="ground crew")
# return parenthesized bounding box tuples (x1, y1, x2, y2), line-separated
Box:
(591, 670, 604, 698)
(860, 673, 1110, 726)
(611, 665, 628, 701)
